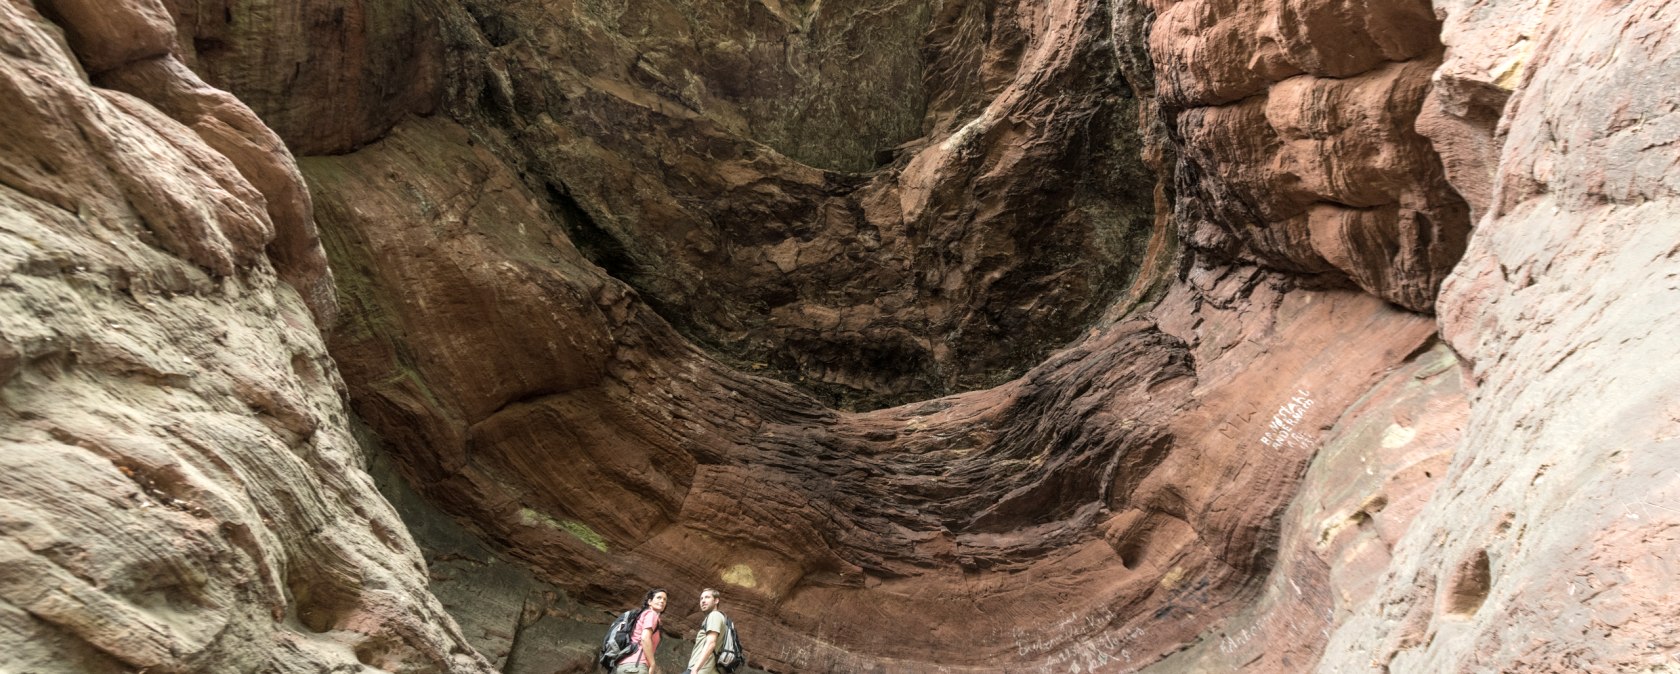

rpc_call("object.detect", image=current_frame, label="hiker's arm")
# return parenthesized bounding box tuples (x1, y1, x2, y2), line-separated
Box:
(638, 625, 659, 672)
(698, 630, 719, 666)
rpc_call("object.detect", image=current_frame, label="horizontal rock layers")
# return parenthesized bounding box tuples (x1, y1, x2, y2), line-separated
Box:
(1320, 0, 1680, 670)
(0, 1, 490, 671)
(7, 0, 1678, 670)
(306, 114, 1440, 672)
(1132, 0, 1472, 313)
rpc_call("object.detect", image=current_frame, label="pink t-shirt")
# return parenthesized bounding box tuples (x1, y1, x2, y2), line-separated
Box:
(616, 609, 661, 667)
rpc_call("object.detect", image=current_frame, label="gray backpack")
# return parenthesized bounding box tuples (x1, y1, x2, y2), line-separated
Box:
(717, 618, 744, 673)
(598, 608, 644, 670)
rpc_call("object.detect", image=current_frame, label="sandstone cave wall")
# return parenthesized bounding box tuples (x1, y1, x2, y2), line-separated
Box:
(1320, 0, 1680, 670)
(5, 0, 1680, 672)
(270, 0, 1468, 670)
(0, 0, 493, 671)
(1141, 0, 1680, 671)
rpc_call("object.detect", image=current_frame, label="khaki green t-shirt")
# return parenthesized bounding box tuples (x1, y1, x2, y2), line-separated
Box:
(686, 610, 727, 674)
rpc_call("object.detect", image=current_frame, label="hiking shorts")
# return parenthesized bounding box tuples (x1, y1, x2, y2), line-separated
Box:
(613, 664, 651, 674)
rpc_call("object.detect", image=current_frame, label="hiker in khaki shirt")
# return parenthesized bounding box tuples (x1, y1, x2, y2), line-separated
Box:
(683, 588, 727, 674)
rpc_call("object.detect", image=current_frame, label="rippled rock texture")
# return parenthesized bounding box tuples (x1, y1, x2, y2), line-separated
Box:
(1126, 0, 1472, 313)
(0, 0, 491, 671)
(1321, 0, 1680, 670)
(433, 0, 1163, 409)
(291, 0, 1456, 670)
(305, 112, 1438, 672)
(6, 0, 1679, 671)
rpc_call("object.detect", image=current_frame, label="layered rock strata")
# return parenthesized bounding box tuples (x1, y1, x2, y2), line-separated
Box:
(419, 0, 1162, 408)
(1134, 0, 1472, 313)
(6, 0, 1679, 671)
(1142, 0, 1680, 671)
(305, 112, 1438, 671)
(0, 1, 490, 671)
(282, 1, 1478, 671)
(287, 0, 1483, 671)
(1321, 0, 1680, 670)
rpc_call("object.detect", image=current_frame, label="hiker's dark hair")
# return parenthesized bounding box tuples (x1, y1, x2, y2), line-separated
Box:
(642, 588, 668, 609)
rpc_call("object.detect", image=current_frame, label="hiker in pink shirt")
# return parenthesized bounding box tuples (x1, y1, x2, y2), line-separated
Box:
(615, 588, 666, 673)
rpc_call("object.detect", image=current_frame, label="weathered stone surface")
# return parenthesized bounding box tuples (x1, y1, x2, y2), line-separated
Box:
(370, 446, 628, 674)
(0, 2, 488, 671)
(284, 0, 1496, 670)
(1144, 0, 1470, 312)
(11, 0, 1680, 670)
(370, 437, 780, 674)
(162, 0, 443, 155)
(1319, 1, 1680, 671)
(433, 0, 1159, 408)
(1142, 344, 1466, 672)
(303, 111, 1440, 671)
(34, 0, 176, 73)
(1412, 0, 1549, 223)
(95, 54, 338, 323)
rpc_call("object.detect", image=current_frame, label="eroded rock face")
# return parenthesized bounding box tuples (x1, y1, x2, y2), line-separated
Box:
(1139, 0, 1471, 312)
(297, 0, 1680, 669)
(11, 0, 1679, 670)
(432, 0, 1159, 408)
(161, 0, 443, 156)
(303, 111, 1441, 671)
(1140, 344, 1467, 672)
(0, 2, 488, 671)
(1320, 1, 1680, 670)
(281, 0, 1483, 671)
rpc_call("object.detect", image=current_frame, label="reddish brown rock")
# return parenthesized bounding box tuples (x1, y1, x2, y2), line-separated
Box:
(0, 1, 487, 671)
(1145, 0, 1470, 312)
(1320, 1, 1680, 671)
(163, 0, 443, 155)
(304, 113, 1441, 671)
(1140, 344, 1466, 672)
(284, 0, 1496, 671)
(1412, 0, 1546, 222)
(430, 0, 1159, 408)
(11, 0, 1679, 670)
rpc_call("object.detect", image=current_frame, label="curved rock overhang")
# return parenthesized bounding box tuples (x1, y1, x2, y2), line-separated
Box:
(8, 0, 1680, 672)
(289, 0, 1466, 670)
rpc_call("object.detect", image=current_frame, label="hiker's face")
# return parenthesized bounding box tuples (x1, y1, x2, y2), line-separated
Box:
(650, 592, 667, 611)
(698, 591, 718, 611)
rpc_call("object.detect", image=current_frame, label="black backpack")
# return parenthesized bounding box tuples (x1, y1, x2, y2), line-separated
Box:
(716, 618, 745, 673)
(598, 607, 644, 670)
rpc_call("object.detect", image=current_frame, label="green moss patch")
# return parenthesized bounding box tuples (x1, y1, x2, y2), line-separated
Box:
(519, 508, 609, 552)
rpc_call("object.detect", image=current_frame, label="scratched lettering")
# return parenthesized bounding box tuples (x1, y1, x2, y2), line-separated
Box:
(1259, 390, 1316, 450)
(1010, 608, 1157, 671)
